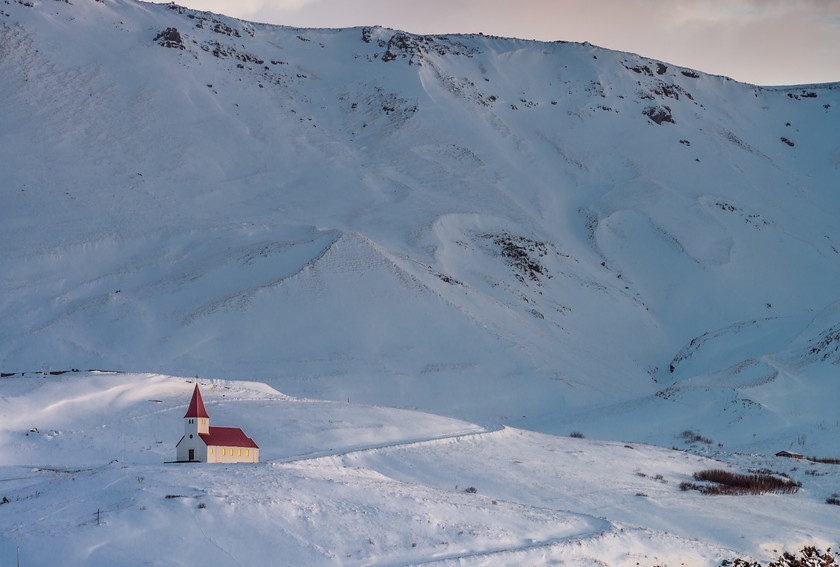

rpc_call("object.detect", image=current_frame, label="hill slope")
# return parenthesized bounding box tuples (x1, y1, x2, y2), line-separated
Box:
(1, 0, 839, 453)
(2, 372, 838, 565)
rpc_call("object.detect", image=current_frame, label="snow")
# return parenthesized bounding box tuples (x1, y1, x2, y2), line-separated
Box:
(1, 0, 839, 562)
(2, 372, 837, 565)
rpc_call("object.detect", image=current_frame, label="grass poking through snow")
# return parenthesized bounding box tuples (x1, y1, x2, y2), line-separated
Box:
(680, 469, 801, 495)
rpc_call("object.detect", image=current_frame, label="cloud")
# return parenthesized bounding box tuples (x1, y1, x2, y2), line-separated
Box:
(670, 0, 840, 24)
(657, 0, 840, 84)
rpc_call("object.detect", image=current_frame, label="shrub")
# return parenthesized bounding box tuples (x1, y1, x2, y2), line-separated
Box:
(808, 456, 840, 465)
(827, 495, 840, 506)
(722, 546, 837, 567)
(682, 469, 800, 495)
(569, 431, 585, 439)
(678, 430, 713, 444)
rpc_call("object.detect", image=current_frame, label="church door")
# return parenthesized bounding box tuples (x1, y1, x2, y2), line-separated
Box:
(189, 449, 195, 461)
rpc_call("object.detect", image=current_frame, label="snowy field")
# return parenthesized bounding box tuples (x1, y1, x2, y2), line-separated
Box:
(1, 372, 838, 565)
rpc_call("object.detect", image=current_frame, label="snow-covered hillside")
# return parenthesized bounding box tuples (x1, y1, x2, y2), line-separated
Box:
(2, 0, 838, 452)
(1, 0, 839, 559)
(1, 372, 838, 565)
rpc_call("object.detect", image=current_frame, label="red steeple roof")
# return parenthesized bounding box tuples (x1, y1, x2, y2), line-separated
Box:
(184, 384, 209, 418)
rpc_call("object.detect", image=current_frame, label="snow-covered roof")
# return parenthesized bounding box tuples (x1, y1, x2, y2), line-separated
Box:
(775, 450, 803, 457)
(184, 384, 209, 419)
(200, 426, 259, 449)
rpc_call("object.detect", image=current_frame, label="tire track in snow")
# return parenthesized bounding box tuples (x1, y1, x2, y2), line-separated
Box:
(381, 522, 614, 566)
(381, 520, 737, 566)
(266, 424, 503, 464)
(270, 426, 629, 567)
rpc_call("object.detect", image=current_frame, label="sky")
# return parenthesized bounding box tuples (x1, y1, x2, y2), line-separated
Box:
(155, 0, 840, 86)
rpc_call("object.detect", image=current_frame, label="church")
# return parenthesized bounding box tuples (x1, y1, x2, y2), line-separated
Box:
(175, 384, 259, 463)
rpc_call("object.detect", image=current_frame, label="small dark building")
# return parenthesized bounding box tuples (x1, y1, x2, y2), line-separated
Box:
(775, 450, 803, 460)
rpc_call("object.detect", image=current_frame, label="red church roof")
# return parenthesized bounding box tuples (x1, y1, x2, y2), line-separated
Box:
(199, 427, 259, 449)
(184, 384, 209, 419)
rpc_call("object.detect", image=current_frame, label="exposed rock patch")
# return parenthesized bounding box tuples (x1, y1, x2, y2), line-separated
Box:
(806, 325, 840, 362)
(623, 61, 654, 77)
(154, 27, 184, 50)
(381, 32, 421, 63)
(201, 40, 263, 65)
(373, 30, 479, 65)
(168, 3, 254, 37)
(481, 233, 552, 285)
(643, 105, 674, 125)
(652, 81, 694, 101)
(787, 91, 818, 100)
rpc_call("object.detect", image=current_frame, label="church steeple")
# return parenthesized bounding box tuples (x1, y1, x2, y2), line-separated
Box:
(185, 384, 209, 419)
(184, 384, 210, 435)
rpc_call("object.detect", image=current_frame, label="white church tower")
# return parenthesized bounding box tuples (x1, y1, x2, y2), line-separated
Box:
(176, 384, 210, 462)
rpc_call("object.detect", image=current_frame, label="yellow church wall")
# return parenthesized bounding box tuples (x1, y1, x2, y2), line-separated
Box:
(206, 445, 259, 463)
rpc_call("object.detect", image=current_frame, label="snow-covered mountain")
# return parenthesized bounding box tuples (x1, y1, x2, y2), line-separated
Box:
(3, 0, 840, 451)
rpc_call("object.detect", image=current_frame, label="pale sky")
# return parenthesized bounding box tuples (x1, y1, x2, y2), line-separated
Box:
(160, 0, 840, 86)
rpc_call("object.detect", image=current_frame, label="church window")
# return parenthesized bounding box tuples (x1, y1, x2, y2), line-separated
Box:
(238, 449, 241, 456)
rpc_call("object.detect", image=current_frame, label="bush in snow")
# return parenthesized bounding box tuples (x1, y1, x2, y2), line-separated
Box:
(807, 456, 840, 465)
(680, 469, 800, 495)
(678, 429, 713, 444)
(721, 546, 837, 567)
